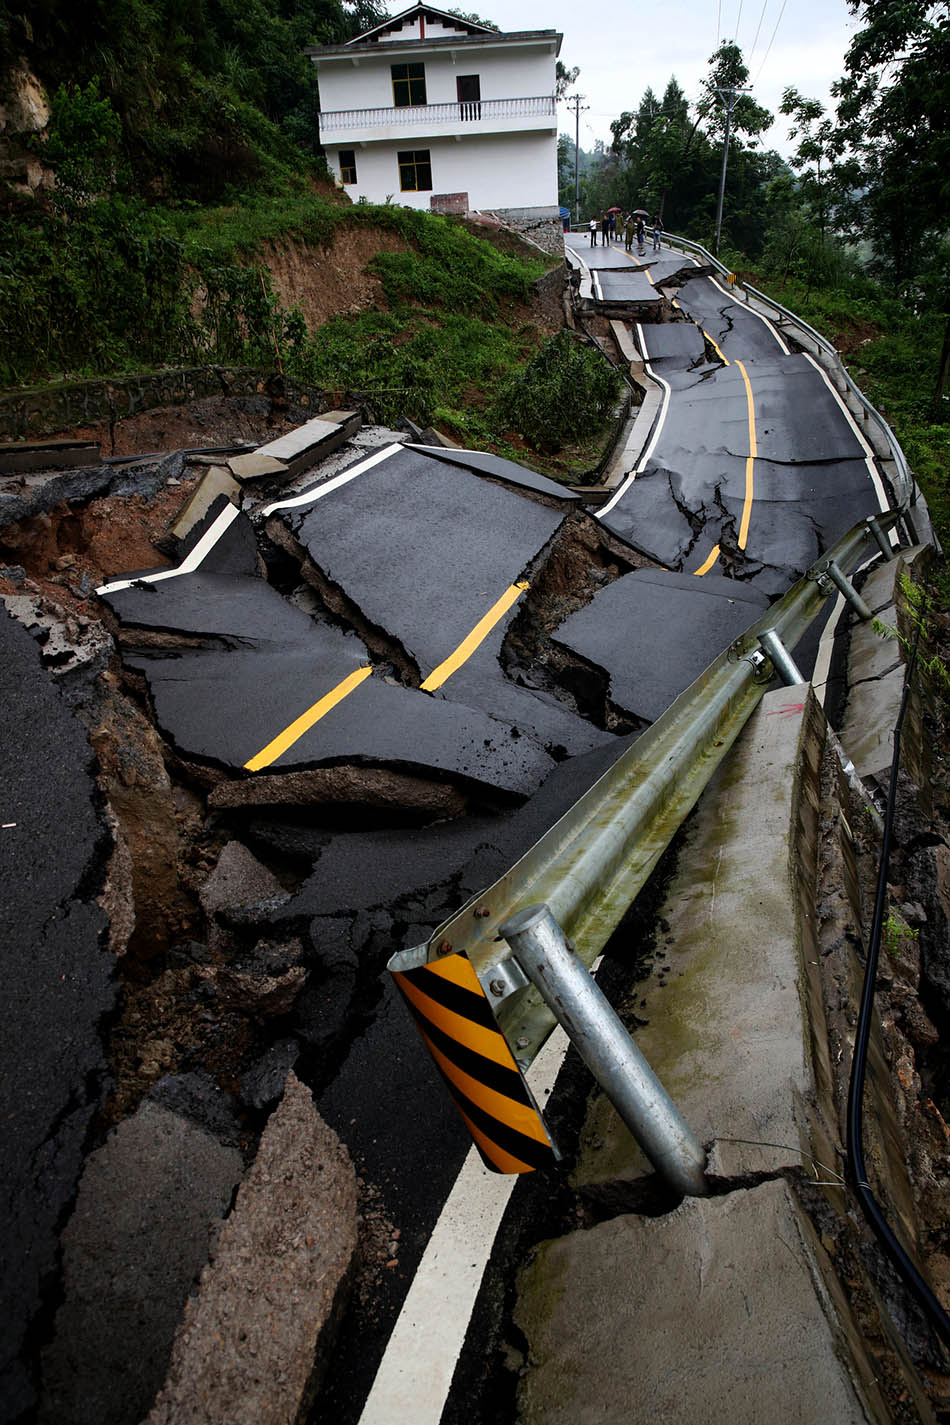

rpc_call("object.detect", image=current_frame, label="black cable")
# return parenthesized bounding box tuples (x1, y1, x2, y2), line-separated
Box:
(845, 625, 950, 1349)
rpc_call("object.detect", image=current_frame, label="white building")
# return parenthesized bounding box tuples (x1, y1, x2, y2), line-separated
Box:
(306, 5, 563, 247)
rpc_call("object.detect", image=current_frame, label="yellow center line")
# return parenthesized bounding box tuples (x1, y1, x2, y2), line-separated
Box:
(693, 545, 721, 576)
(243, 664, 373, 771)
(703, 330, 730, 366)
(736, 357, 757, 550)
(243, 579, 531, 772)
(692, 358, 757, 574)
(621, 247, 655, 285)
(421, 581, 529, 691)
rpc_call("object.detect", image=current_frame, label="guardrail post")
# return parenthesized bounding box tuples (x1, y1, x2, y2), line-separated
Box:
(822, 560, 873, 620)
(498, 904, 709, 1198)
(866, 516, 895, 560)
(902, 508, 920, 546)
(758, 628, 805, 685)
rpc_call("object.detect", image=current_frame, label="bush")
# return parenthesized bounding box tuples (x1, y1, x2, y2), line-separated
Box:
(494, 331, 621, 450)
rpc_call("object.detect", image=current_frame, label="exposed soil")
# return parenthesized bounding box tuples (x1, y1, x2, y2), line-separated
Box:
(261, 228, 411, 330)
(45, 393, 316, 460)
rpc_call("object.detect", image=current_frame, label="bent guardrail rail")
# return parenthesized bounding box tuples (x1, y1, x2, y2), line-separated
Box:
(389, 508, 908, 1179)
(659, 231, 919, 524)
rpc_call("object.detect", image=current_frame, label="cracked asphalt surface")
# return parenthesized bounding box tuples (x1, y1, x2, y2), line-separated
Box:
(1, 231, 903, 1425)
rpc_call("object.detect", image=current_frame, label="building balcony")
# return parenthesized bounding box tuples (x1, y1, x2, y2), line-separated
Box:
(318, 94, 556, 145)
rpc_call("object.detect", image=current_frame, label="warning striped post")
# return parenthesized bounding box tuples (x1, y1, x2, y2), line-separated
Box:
(390, 949, 557, 1174)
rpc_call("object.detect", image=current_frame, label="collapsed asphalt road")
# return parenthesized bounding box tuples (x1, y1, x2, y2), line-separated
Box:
(0, 232, 900, 1425)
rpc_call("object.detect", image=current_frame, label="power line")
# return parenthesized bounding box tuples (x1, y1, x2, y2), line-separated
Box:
(748, 0, 769, 65)
(734, 0, 744, 45)
(716, 0, 722, 44)
(754, 0, 789, 83)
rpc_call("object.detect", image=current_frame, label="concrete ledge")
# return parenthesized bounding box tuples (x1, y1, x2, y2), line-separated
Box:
(514, 1180, 876, 1424)
(574, 683, 825, 1192)
(229, 411, 362, 484)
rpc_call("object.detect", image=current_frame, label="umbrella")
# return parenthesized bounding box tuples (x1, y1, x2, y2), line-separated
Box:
(606, 205, 623, 213)
(632, 208, 650, 216)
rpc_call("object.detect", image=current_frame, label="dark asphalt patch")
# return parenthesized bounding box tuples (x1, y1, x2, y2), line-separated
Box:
(593, 269, 661, 304)
(634, 323, 707, 366)
(553, 567, 769, 722)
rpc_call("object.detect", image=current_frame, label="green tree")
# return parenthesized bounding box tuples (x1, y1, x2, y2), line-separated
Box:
(779, 88, 838, 245)
(699, 42, 772, 143)
(556, 61, 580, 101)
(832, 0, 950, 402)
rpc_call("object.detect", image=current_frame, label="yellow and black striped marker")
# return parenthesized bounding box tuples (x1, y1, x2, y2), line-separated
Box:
(389, 948, 557, 1174)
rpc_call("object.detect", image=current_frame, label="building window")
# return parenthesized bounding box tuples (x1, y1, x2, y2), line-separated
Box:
(391, 62, 427, 107)
(339, 149, 357, 184)
(398, 149, 432, 192)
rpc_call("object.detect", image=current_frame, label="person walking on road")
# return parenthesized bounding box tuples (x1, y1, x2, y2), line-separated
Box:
(636, 217, 646, 255)
(589, 216, 598, 246)
(601, 212, 611, 245)
(624, 214, 635, 251)
(608, 210, 616, 243)
(652, 216, 662, 251)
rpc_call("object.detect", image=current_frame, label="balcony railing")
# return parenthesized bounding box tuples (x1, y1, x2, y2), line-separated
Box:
(319, 94, 556, 136)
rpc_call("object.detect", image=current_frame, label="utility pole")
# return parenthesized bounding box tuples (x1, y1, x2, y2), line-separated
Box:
(713, 85, 749, 257)
(565, 93, 588, 227)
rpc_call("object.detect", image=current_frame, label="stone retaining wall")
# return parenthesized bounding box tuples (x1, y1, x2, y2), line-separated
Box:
(0, 367, 327, 441)
(492, 206, 565, 256)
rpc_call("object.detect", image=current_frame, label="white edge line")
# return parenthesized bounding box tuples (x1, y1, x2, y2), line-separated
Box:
(96, 503, 241, 595)
(800, 352, 890, 517)
(356, 1027, 570, 1425)
(599, 326, 671, 519)
(708, 275, 790, 355)
(261, 441, 404, 516)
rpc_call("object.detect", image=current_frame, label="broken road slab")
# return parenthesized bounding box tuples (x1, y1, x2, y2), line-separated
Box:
(146, 1074, 357, 1425)
(673, 272, 791, 361)
(228, 410, 361, 483)
(130, 644, 557, 795)
(591, 268, 661, 305)
(630, 320, 707, 366)
(269, 444, 566, 677)
(553, 567, 768, 723)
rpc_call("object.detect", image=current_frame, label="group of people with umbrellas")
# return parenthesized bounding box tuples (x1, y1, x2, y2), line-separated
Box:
(588, 207, 661, 255)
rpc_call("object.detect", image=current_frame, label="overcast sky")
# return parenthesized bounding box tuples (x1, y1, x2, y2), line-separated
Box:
(494, 0, 864, 157)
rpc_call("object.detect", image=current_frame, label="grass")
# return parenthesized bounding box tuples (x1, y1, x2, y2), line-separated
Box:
(1, 189, 623, 474)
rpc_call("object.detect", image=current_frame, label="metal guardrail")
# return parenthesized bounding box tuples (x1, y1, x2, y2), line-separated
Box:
(391, 509, 906, 1086)
(658, 231, 918, 516)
